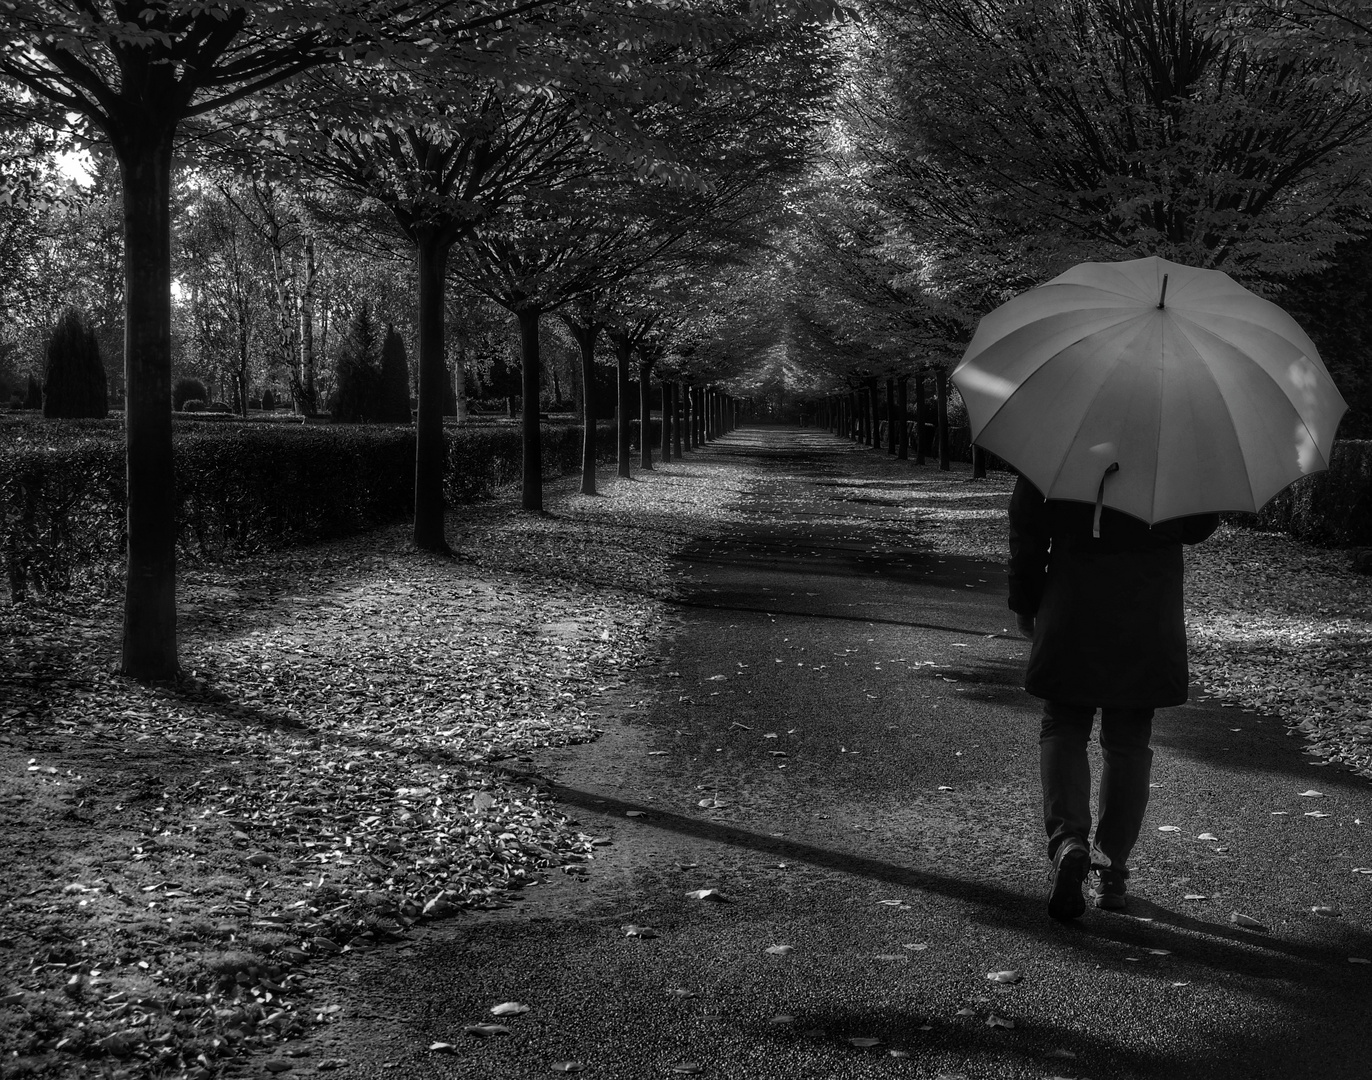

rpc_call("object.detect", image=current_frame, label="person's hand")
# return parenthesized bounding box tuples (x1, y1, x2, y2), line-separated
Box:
(1016, 613, 1036, 639)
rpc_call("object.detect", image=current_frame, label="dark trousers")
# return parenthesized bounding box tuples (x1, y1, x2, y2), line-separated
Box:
(1040, 701, 1154, 869)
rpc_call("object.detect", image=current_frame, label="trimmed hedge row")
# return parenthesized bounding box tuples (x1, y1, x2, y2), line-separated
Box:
(1, 419, 645, 599)
(1227, 439, 1372, 547)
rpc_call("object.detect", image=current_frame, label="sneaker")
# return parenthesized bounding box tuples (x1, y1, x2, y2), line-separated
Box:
(1092, 867, 1129, 911)
(1047, 840, 1090, 920)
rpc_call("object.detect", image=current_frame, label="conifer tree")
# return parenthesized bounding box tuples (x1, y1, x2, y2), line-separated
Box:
(42, 309, 108, 419)
(378, 324, 412, 423)
(332, 306, 382, 423)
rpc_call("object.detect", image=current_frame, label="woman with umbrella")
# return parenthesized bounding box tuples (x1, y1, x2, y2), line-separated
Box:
(952, 257, 1346, 920)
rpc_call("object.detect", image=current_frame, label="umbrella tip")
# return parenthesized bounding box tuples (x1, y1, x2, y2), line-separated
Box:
(1158, 274, 1169, 309)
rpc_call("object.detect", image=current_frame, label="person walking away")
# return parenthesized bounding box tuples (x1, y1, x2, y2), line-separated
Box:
(1008, 475, 1219, 919)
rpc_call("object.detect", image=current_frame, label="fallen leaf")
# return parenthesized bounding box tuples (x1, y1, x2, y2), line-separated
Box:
(1157, 825, 1181, 832)
(428, 1042, 457, 1053)
(622, 924, 658, 939)
(955, 1007, 975, 1016)
(986, 970, 1022, 984)
(1146, 949, 1171, 955)
(889, 1049, 911, 1058)
(463, 1024, 511, 1037)
(768, 1015, 795, 1025)
(490, 1002, 529, 1016)
(625, 810, 646, 817)
(986, 1014, 1015, 1029)
(1305, 811, 1332, 818)
(1298, 790, 1326, 798)
(685, 889, 731, 903)
(1048, 1048, 1077, 1059)
(1197, 832, 1218, 841)
(1230, 912, 1266, 930)
(670, 1064, 703, 1074)
(766, 944, 794, 955)
(551, 1063, 583, 1073)
(848, 1037, 881, 1048)
(1183, 893, 1207, 900)
(903, 942, 928, 951)
(1349, 957, 1371, 965)
(1311, 906, 1340, 917)
(697, 798, 729, 809)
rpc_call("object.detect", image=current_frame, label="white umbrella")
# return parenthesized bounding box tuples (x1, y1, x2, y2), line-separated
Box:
(951, 256, 1347, 529)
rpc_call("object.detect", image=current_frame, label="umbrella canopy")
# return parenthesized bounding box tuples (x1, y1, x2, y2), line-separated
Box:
(951, 256, 1347, 525)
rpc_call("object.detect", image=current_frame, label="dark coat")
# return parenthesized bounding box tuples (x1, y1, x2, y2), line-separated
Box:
(1008, 475, 1219, 709)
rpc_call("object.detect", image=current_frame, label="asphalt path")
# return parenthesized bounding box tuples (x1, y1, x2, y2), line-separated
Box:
(301, 428, 1371, 1080)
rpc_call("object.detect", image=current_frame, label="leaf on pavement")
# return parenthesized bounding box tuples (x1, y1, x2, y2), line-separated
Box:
(1298, 790, 1325, 797)
(1305, 811, 1332, 818)
(686, 889, 730, 903)
(697, 798, 729, 809)
(848, 1037, 881, 1048)
(1183, 893, 1207, 900)
(903, 942, 928, 951)
(1157, 825, 1181, 832)
(986, 1014, 1015, 1029)
(1349, 957, 1371, 964)
(622, 924, 658, 939)
(463, 1024, 511, 1037)
(1311, 906, 1340, 917)
(1230, 912, 1266, 930)
(768, 1015, 795, 1025)
(670, 1063, 703, 1074)
(429, 1042, 457, 1053)
(765, 944, 794, 955)
(490, 1002, 529, 1016)
(1196, 832, 1218, 841)
(667, 989, 696, 998)
(551, 1063, 584, 1073)
(986, 970, 1021, 984)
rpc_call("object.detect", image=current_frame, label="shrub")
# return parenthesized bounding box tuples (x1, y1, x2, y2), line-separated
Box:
(1230, 440, 1372, 547)
(42, 309, 108, 419)
(332, 308, 382, 422)
(1, 420, 623, 599)
(261, 388, 276, 411)
(174, 378, 208, 411)
(209, 401, 232, 414)
(378, 325, 412, 423)
(181, 399, 207, 413)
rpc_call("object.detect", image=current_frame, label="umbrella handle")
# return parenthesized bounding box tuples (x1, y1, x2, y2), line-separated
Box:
(1093, 462, 1120, 539)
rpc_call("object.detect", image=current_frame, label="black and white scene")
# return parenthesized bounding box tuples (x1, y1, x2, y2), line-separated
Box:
(2, 1, 1371, 1078)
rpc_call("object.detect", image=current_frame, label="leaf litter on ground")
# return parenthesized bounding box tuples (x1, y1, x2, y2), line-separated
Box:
(0, 465, 689, 1079)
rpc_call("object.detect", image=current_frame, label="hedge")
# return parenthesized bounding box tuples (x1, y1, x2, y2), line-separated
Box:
(0, 418, 649, 600)
(1225, 440, 1372, 547)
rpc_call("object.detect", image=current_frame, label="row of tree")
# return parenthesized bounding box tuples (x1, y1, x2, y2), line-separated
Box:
(1, 0, 847, 679)
(685, 1, 1372, 436)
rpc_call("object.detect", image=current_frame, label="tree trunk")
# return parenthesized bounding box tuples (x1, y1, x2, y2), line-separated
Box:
(935, 366, 950, 472)
(885, 377, 896, 454)
(897, 376, 909, 460)
(673, 381, 684, 457)
(299, 234, 318, 416)
(868, 381, 879, 447)
(638, 360, 654, 470)
(413, 232, 452, 552)
(573, 322, 600, 495)
(518, 306, 544, 511)
(661, 379, 672, 462)
(914, 370, 927, 465)
(117, 129, 179, 681)
(454, 344, 469, 423)
(615, 335, 632, 478)
(973, 444, 986, 479)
